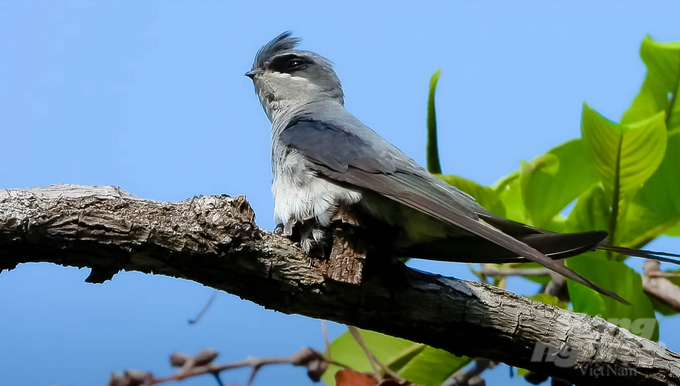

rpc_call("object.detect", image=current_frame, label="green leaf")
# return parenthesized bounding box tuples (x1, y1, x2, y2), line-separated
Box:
(566, 253, 659, 341)
(519, 139, 599, 228)
(617, 203, 678, 248)
(582, 105, 667, 246)
(666, 221, 680, 237)
(582, 104, 667, 197)
(622, 36, 680, 130)
(528, 293, 569, 310)
(494, 172, 526, 223)
(620, 131, 680, 246)
(436, 174, 506, 216)
(427, 70, 442, 174)
(544, 215, 568, 233)
(322, 329, 471, 386)
(565, 184, 610, 233)
(397, 347, 470, 385)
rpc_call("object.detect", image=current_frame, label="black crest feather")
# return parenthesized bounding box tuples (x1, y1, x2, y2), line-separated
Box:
(253, 31, 301, 70)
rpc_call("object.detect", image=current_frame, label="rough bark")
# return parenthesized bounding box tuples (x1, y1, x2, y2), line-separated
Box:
(1, 185, 679, 386)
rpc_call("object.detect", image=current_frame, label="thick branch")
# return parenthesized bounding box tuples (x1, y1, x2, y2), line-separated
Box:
(2, 185, 680, 386)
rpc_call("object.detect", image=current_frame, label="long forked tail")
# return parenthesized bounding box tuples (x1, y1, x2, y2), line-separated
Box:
(403, 230, 680, 266)
(597, 245, 680, 265)
(476, 213, 680, 265)
(401, 231, 610, 264)
(402, 230, 680, 305)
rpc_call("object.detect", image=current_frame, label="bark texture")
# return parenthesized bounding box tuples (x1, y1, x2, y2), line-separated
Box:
(1, 185, 680, 386)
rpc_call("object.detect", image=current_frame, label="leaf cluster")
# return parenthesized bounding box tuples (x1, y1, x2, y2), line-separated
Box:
(324, 36, 680, 385)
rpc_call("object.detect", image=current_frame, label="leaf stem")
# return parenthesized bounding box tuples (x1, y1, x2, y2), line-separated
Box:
(665, 51, 680, 127)
(607, 135, 624, 257)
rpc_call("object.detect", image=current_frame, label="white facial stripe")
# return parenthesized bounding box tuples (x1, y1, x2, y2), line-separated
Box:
(269, 71, 309, 82)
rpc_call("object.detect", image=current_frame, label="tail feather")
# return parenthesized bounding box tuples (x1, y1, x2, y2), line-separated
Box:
(475, 213, 680, 264)
(401, 231, 608, 264)
(400, 223, 679, 306)
(596, 245, 680, 265)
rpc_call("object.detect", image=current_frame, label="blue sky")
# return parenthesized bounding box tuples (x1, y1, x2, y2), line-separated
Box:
(1, 2, 679, 385)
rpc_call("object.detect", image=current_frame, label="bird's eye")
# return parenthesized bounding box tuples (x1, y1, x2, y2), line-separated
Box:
(285, 58, 306, 71)
(268, 55, 308, 73)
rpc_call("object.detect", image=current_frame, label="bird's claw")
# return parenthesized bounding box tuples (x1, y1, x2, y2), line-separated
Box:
(282, 219, 296, 237)
(277, 218, 331, 257)
(275, 219, 297, 237)
(300, 222, 331, 257)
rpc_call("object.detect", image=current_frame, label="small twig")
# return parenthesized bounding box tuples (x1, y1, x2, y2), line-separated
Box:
(348, 326, 405, 383)
(468, 264, 490, 284)
(188, 290, 218, 325)
(643, 260, 680, 312)
(322, 320, 332, 361)
(152, 356, 293, 385)
(545, 272, 569, 303)
(244, 365, 260, 386)
(646, 271, 680, 278)
(107, 347, 349, 386)
(443, 359, 494, 386)
(348, 326, 382, 380)
(211, 373, 224, 386)
(479, 266, 551, 277)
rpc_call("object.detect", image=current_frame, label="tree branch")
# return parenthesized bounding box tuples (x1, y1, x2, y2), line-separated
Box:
(108, 347, 333, 386)
(643, 260, 680, 312)
(2, 185, 680, 386)
(480, 266, 550, 277)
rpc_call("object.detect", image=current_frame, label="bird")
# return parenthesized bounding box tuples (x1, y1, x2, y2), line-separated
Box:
(245, 32, 680, 304)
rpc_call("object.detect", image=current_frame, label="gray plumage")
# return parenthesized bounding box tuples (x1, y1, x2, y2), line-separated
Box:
(246, 32, 678, 304)
(253, 33, 301, 70)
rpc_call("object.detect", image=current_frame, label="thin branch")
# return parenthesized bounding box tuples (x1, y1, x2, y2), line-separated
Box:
(244, 364, 263, 386)
(479, 266, 551, 277)
(349, 326, 383, 380)
(545, 271, 569, 303)
(211, 373, 225, 386)
(348, 326, 405, 383)
(643, 260, 680, 312)
(322, 320, 332, 361)
(664, 50, 680, 127)
(607, 135, 624, 256)
(188, 290, 218, 325)
(443, 359, 494, 386)
(646, 271, 680, 278)
(107, 346, 352, 386)
(128, 347, 336, 386)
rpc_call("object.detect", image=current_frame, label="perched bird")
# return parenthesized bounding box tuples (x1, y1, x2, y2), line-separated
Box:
(246, 32, 679, 304)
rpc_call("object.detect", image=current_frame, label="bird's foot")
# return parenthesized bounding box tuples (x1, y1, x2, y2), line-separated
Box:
(299, 221, 332, 257)
(275, 218, 331, 257)
(274, 219, 297, 236)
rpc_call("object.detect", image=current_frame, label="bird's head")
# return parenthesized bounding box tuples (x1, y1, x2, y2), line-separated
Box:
(246, 32, 344, 121)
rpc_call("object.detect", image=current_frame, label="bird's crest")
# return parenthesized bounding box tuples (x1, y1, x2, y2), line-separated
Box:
(253, 31, 301, 70)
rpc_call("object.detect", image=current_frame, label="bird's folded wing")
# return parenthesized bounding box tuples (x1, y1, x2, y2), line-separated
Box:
(281, 118, 628, 304)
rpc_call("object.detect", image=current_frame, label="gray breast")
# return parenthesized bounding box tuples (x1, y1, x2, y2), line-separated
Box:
(271, 148, 362, 226)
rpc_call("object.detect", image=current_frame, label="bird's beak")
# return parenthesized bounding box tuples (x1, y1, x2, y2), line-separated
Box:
(245, 69, 261, 79)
